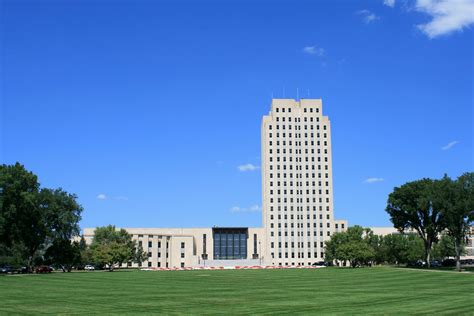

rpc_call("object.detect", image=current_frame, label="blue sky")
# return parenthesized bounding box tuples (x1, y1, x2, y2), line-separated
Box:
(1, 0, 473, 230)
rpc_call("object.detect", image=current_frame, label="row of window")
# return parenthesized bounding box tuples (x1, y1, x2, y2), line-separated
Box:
(269, 132, 327, 139)
(269, 164, 329, 173)
(269, 172, 330, 179)
(270, 222, 331, 229)
(269, 205, 331, 212)
(272, 241, 325, 248)
(275, 262, 318, 266)
(140, 241, 186, 249)
(272, 252, 324, 259)
(274, 107, 320, 114)
(270, 155, 328, 163)
(269, 197, 331, 203)
(268, 146, 328, 156)
(270, 231, 331, 237)
(271, 214, 330, 220)
(269, 123, 325, 131)
(270, 188, 330, 195)
(270, 180, 330, 187)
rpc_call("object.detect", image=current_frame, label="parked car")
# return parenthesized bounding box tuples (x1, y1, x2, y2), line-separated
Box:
(312, 261, 328, 267)
(442, 259, 456, 267)
(0, 265, 14, 274)
(430, 260, 442, 267)
(17, 266, 28, 274)
(35, 265, 53, 273)
(84, 265, 95, 271)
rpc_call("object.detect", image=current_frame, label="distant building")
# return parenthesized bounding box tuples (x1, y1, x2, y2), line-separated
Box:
(83, 99, 348, 268)
(368, 226, 474, 259)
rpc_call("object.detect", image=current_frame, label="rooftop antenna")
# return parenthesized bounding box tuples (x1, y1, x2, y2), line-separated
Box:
(296, 88, 299, 100)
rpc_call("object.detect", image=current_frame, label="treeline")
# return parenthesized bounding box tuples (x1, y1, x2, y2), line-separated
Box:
(325, 226, 464, 267)
(326, 172, 473, 271)
(0, 163, 146, 272)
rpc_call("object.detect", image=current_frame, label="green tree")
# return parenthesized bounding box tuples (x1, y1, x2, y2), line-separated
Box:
(401, 233, 425, 263)
(365, 230, 385, 264)
(324, 226, 375, 267)
(436, 173, 474, 271)
(380, 233, 424, 265)
(90, 225, 144, 270)
(44, 238, 78, 272)
(0, 163, 39, 251)
(386, 178, 446, 268)
(431, 234, 464, 260)
(0, 163, 83, 271)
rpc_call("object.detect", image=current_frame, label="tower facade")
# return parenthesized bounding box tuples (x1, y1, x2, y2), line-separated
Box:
(262, 99, 339, 266)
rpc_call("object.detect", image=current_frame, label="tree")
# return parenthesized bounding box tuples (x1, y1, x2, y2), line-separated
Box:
(324, 226, 375, 267)
(380, 233, 424, 265)
(0, 163, 39, 250)
(90, 225, 145, 270)
(365, 230, 385, 264)
(436, 173, 474, 271)
(432, 234, 464, 260)
(134, 243, 148, 266)
(386, 178, 446, 268)
(44, 239, 78, 272)
(0, 163, 83, 272)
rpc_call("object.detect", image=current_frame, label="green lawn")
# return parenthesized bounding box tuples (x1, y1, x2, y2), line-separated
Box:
(1, 267, 473, 315)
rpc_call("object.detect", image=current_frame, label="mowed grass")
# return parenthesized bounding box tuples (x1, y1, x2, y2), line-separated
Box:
(1, 267, 473, 315)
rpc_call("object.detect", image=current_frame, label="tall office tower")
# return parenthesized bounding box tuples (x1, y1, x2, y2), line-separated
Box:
(262, 99, 336, 266)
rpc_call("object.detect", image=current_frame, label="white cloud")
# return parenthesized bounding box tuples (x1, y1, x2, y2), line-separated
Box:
(238, 163, 259, 172)
(384, 0, 396, 7)
(364, 177, 384, 183)
(303, 46, 325, 56)
(230, 205, 262, 213)
(96, 194, 128, 201)
(356, 9, 381, 24)
(441, 140, 460, 150)
(415, 0, 474, 38)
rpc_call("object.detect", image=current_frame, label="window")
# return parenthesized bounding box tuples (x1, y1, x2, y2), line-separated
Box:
(181, 242, 185, 249)
(148, 262, 152, 267)
(148, 241, 152, 248)
(181, 262, 185, 268)
(181, 253, 185, 258)
(148, 252, 152, 257)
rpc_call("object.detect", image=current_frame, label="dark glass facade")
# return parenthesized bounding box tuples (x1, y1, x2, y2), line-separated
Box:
(213, 228, 248, 260)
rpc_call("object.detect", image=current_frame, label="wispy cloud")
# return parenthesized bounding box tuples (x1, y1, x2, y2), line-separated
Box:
(364, 177, 384, 184)
(356, 9, 380, 24)
(384, 0, 396, 8)
(96, 193, 128, 201)
(96, 193, 107, 200)
(414, 0, 474, 38)
(238, 163, 259, 172)
(230, 205, 262, 213)
(441, 140, 460, 150)
(303, 46, 325, 56)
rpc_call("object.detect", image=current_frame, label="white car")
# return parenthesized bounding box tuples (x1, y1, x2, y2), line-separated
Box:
(84, 265, 95, 271)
